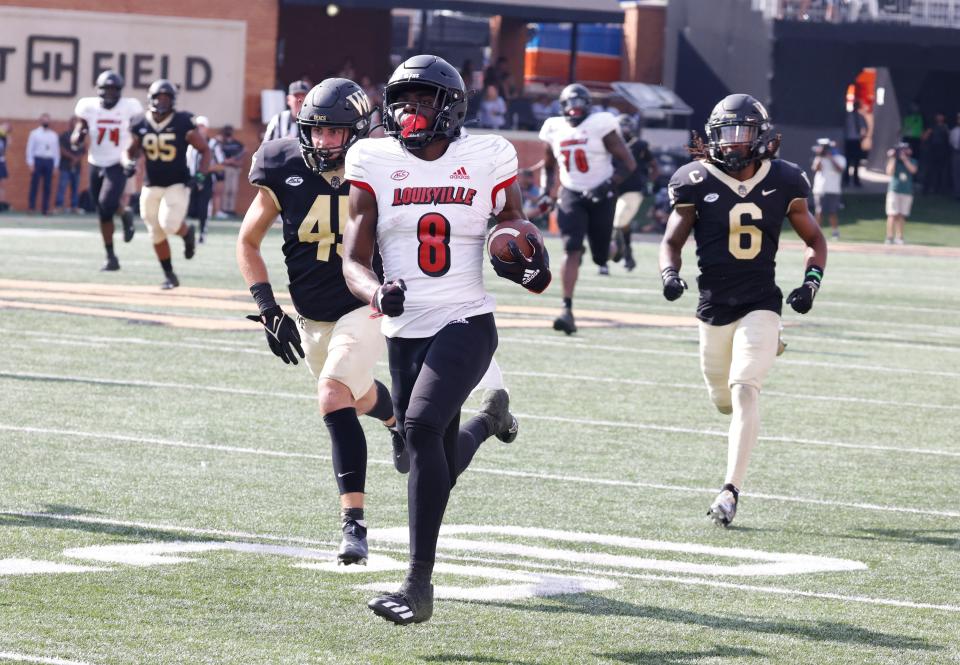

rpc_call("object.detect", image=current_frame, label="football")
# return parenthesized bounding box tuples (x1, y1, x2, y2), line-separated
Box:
(487, 219, 542, 262)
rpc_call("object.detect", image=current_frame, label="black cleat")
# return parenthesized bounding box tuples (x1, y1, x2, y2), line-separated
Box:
(338, 518, 368, 565)
(388, 425, 409, 474)
(597, 264, 610, 276)
(100, 256, 120, 272)
(121, 208, 135, 242)
(624, 254, 637, 272)
(368, 581, 434, 625)
(479, 389, 518, 443)
(553, 307, 577, 335)
(183, 224, 197, 259)
(161, 271, 179, 290)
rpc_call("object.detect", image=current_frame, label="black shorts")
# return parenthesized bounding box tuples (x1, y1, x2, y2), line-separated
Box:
(89, 163, 127, 221)
(557, 186, 616, 264)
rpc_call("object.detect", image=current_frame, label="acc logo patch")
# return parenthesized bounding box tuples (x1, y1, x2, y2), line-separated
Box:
(704, 193, 720, 203)
(285, 176, 304, 187)
(391, 170, 409, 181)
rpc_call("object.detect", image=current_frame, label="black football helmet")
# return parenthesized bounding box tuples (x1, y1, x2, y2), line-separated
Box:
(705, 93, 773, 172)
(96, 70, 124, 109)
(559, 84, 591, 126)
(297, 78, 372, 173)
(383, 54, 468, 149)
(618, 114, 639, 142)
(148, 79, 177, 116)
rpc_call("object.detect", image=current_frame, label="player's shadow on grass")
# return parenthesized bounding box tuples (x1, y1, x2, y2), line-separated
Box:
(0, 508, 220, 543)
(489, 594, 938, 651)
(841, 528, 960, 550)
(601, 645, 764, 664)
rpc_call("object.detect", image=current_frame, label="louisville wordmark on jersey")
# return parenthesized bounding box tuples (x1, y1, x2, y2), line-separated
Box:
(668, 158, 811, 325)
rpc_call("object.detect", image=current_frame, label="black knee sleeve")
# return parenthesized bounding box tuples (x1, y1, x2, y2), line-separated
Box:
(366, 380, 394, 422)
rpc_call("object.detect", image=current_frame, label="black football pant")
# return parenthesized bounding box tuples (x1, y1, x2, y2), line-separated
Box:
(387, 313, 498, 564)
(558, 186, 616, 265)
(89, 164, 126, 223)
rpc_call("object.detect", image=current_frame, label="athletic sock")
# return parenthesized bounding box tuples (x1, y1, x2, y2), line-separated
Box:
(366, 380, 394, 422)
(104, 242, 115, 259)
(160, 258, 173, 273)
(562, 297, 572, 309)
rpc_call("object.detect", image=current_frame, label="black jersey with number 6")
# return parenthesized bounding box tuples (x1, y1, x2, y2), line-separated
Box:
(668, 158, 811, 325)
(249, 136, 364, 322)
(130, 111, 196, 187)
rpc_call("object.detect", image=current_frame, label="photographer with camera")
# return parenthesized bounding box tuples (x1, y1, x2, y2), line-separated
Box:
(884, 142, 918, 245)
(811, 138, 846, 240)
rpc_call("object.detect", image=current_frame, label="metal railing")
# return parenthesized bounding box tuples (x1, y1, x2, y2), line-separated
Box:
(751, 0, 960, 27)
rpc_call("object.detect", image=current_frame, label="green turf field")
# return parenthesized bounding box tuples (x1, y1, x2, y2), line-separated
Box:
(0, 213, 958, 665)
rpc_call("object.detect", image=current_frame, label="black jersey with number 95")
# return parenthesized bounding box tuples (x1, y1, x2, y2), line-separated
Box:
(130, 111, 196, 187)
(249, 136, 369, 322)
(668, 158, 811, 325)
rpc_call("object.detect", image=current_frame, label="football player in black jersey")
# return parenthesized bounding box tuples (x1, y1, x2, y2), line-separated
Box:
(658, 93, 828, 527)
(125, 79, 207, 289)
(610, 114, 657, 272)
(237, 78, 404, 566)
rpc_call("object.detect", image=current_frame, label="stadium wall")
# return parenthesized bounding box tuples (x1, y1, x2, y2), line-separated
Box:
(0, 1, 278, 214)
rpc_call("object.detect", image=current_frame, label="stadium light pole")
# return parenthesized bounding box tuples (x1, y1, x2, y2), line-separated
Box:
(568, 21, 579, 84)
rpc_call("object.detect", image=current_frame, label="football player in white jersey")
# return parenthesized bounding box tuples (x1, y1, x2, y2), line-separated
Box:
(343, 54, 551, 625)
(539, 84, 636, 334)
(72, 70, 144, 271)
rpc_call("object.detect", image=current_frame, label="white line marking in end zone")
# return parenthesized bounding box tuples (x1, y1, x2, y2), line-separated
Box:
(0, 652, 99, 665)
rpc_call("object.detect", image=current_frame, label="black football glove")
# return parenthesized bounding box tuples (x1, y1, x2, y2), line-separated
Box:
(786, 265, 823, 314)
(246, 306, 304, 365)
(660, 267, 688, 301)
(371, 279, 406, 317)
(584, 179, 616, 204)
(193, 172, 208, 191)
(122, 160, 137, 178)
(490, 232, 552, 294)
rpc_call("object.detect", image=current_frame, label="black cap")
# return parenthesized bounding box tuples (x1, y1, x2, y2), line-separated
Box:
(288, 80, 310, 95)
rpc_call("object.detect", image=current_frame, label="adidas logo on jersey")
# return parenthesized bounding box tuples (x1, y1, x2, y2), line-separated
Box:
(449, 167, 470, 180)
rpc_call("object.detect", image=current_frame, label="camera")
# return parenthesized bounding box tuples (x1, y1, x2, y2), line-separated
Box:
(812, 138, 833, 155)
(887, 142, 910, 158)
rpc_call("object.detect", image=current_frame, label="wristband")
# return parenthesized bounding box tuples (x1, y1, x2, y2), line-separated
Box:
(250, 282, 278, 314)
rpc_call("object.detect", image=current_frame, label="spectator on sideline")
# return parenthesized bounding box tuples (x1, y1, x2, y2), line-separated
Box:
(264, 81, 309, 141)
(885, 142, 918, 245)
(187, 116, 224, 242)
(478, 85, 507, 130)
(922, 112, 951, 195)
(811, 138, 846, 240)
(532, 95, 553, 125)
(842, 100, 867, 187)
(0, 121, 10, 212)
(518, 168, 551, 228)
(950, 112, 960, 200)
(56, 118, 85, 213)
(218, 125, 245, 216)
(26, 113, 60, 215)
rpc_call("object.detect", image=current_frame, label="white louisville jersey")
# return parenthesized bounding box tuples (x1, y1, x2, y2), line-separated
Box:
(345, 132, 518, 339)
(539, 111, 620, 192)
(74, 96, 144, 167)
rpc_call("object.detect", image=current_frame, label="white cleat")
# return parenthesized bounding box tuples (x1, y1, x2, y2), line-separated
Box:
(707, 485, 739, 528)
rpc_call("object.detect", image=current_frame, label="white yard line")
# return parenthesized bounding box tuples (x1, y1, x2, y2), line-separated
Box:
(4, 511, 958, 614)
(498, 336, 960, 377)
(3, 424, 958, 518)
(0, 652, 98, 665)
(2, 372, 957, 455)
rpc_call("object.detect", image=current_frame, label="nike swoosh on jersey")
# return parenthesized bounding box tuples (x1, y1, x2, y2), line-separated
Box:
(762, 189, 776, 196)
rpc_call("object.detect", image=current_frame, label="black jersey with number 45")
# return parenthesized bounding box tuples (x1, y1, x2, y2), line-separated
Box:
(130, 111, 196, 187)
(249, 136, 364, 322)
(668, 158, 811, 325)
